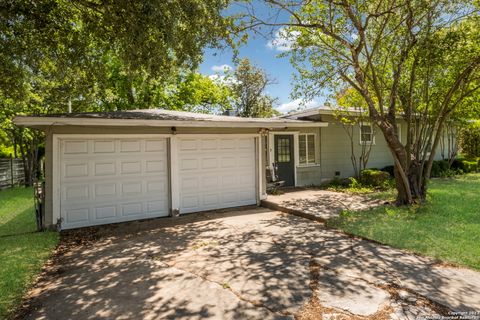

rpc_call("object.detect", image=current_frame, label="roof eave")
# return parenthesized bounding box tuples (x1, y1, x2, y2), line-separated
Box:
(13, 116, 328, 129)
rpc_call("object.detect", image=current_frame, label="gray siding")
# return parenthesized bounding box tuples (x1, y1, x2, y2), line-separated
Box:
(296, 127, 322, 186)
(320, 116, 393, 180)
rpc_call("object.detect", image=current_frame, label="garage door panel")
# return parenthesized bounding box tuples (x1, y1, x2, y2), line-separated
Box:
(178, 137, 257, 214)
(237, 138, 253, 149)
(121, 181, 142, 195)
(181, 195, 199, 210)
(145, 139, 166, 152)
(145, 160, 166, 173)
(64, 140, 88, 154)
(94, 206, 117, 220)
(64, 208, 90, 224)
(203, 194, 219, 206)
(60, 137, 169, 229)
(146, 200, 167, 214)
(201, 158, 218, 169)
(201, 139, 217, 150)
(93, 140, 115, 153)
(64, 162, 89, 178)
(94, 161, 116, 176)
(120, 161, 142, 175)
(146, 180, 167, 193)
(220, 139, 235, 149)
(120, 140, 141, 153)
(63, 185, 89, 202)
(94, 183, 117, 197)
(179, 139, 198, 151)
(220, 157, 236, 168)
(202, 176, 219, 188)
(180, 158, 198, 170)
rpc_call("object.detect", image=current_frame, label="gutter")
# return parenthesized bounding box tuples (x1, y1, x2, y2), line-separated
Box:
(13, 116, 328, 129)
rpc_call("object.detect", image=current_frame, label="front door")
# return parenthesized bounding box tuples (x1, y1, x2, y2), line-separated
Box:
(274, 135, 295, 186)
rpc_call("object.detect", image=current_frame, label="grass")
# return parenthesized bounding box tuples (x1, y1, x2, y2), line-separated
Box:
(0, 187, 59, 319)
(328, 173, 480, 270)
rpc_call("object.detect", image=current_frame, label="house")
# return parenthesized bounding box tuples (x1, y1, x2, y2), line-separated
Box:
(14, 107, 452, 230)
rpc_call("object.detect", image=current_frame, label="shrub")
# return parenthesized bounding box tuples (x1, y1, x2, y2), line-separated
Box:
(380, 165, 394, 177)
(462, 160, 478, 173)
(431, 160, 450, 178)
(451, 159, 465, 172)
(328, 177, 351, 188)
(360, 169, 390, 188)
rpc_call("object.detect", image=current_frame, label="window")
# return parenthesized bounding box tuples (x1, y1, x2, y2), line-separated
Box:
(276, 138, 291, 163)
(299, 134, 316, 165)
(360, 124, 375, 144)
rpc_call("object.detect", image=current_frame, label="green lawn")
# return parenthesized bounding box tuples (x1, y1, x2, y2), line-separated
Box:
(0, 187, 59, 319)
(328, 174, 480, 270)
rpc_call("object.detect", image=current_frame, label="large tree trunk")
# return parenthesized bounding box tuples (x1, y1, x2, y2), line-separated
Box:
(379, 122, 431, 205)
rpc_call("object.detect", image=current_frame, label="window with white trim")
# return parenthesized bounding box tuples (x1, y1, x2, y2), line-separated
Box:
(360, 124, 374, 144)
(299, 134, 316, 165)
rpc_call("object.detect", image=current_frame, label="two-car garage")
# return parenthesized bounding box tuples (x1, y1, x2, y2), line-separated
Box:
(14, 108, 320, 230)
(57, 135, 257, 229)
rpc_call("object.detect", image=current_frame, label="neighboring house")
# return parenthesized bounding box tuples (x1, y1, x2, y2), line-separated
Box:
(14, 107, 452, 230)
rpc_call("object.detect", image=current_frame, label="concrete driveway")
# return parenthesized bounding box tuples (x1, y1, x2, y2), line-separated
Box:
(22, 207, 480, 319)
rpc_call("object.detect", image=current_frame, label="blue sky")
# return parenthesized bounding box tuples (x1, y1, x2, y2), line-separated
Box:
(198, 4, 328, 114)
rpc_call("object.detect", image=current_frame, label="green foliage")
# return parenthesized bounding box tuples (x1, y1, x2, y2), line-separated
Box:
(430, 160, 451, 177)
(462, 160, 478, 173)
(459, 121, 480, 158)
(1, 0, 232, 101)
(449, 158, 479, 173)
(0, 146, 14, 158)
(230, 58, 280, 118)
(360, 169, 391, 188)
(160, 73, 234, 113)
(380, 165, 395, 177)
(326, 175, 394, 194)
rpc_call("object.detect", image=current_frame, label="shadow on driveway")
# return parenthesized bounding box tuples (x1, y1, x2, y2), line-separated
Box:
(18, 207, 480, 319)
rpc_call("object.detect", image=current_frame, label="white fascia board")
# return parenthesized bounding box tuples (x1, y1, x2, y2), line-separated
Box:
(13, 116, 328, 128)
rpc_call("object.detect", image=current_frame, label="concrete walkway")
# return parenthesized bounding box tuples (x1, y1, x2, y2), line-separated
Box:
(262, 189, 384, 221)
(20, 208, 480, 320)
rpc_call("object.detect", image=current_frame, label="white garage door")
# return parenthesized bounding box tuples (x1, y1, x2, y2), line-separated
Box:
(177, 136, 257, 214)
(59, 137, 169, 229)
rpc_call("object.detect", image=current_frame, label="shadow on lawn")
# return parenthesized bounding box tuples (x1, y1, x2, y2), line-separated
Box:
(18, 206, 478, 319)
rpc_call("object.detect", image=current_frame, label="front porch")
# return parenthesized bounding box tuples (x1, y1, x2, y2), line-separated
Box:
(266, 125, 326, 188)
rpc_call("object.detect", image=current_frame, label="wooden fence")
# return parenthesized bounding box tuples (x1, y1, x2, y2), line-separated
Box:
(0, 158, 25, 189)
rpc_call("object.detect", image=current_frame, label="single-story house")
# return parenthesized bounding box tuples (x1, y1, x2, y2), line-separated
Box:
(14, 107, 452, 230)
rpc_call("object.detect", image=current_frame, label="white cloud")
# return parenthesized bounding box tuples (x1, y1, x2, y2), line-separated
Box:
(276, 98, 318, 114)
(267, 28, 300, 52)
(211, 64, 232, 73)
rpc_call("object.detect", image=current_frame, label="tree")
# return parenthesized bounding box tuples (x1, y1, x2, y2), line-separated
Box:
(230, 58, 280, 117)
(0, 0, 233, 185)
(1, 0, 231, 100)
(335, 88, 374, 179)
(459, 121, 480, 158)
(245, 0, 480, 204)
(92, 55, 234, 113)
(156, 73, 235, 113)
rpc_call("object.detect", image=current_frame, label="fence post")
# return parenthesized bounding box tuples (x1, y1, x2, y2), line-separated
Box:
(10, 154, 14, 188)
